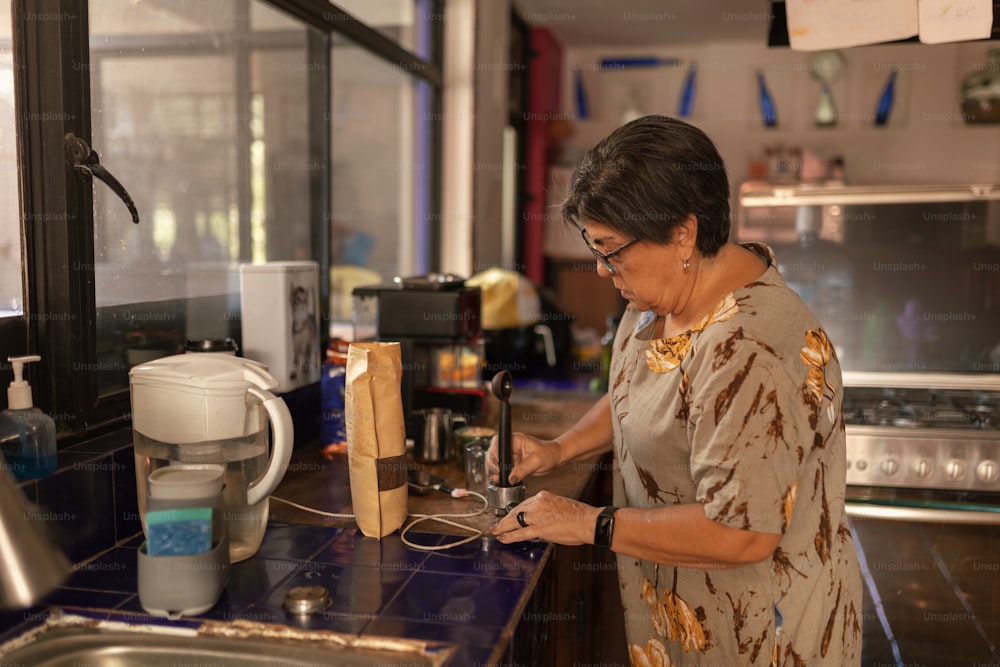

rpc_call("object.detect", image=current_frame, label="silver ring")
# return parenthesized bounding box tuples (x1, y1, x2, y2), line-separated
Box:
(516, 511, 528, 528)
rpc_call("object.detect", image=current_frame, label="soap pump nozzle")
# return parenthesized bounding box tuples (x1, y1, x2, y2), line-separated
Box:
(7, 355, 40, 410)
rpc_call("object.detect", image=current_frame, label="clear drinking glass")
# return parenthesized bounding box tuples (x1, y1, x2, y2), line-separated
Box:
(464, 438, 489, 494)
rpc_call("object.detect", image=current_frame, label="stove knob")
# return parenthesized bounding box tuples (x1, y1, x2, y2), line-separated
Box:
(976, 460, 999, 483)
(911, 458, 933, 479)
(880, 457, 899, 477)
(944, 459, 965, 482)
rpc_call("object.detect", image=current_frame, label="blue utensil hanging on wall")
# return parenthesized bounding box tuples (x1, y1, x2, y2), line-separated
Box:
(678, 65, 696, 118)
(874, 70, 897, 127)
(574, 69, 589, 119)
(599, 56, 681, 70)
(756, 71, 778, 127)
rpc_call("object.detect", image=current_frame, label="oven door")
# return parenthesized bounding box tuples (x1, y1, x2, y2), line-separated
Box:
(848, 497, 1000, 665)
(847, 487, 1000, 525)
(846, 454, 1000, 661)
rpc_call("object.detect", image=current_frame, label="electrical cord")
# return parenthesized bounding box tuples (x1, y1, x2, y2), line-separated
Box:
(268, 496, 354, 520)
(399, 490, 489, 551)
(269, 489, 490, 552)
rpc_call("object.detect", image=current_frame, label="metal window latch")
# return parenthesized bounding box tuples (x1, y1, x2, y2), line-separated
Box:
(64, 132, 140, 224)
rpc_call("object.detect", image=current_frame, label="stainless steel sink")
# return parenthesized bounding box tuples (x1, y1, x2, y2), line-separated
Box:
(0, 621, 453, 666)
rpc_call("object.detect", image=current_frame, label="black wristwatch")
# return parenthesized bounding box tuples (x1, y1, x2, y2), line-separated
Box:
(594, 506, 619, 550)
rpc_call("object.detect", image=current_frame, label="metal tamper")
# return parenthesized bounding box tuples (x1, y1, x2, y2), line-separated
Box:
(487, 370, 525, 515)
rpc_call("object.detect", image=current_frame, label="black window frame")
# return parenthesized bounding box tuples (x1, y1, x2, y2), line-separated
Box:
(1, 0, 444, 443)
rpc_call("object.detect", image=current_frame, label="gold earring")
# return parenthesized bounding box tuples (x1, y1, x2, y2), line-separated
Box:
(682, 257, 690, 272)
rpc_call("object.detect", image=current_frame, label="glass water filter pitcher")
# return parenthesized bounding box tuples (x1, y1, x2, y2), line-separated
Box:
(129, 353, 294, 562)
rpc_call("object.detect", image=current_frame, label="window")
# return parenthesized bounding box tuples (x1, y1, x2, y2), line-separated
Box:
(0, 0, 17, 317)
(330, 36, 433, 311)
(1, 0, 442, 436)
(329, 0, 440, 323)
(334, 0, 427, 55)
(88, 1, 321, 396)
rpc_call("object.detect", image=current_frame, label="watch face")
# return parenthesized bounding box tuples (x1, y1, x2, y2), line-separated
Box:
(594, 506, 618, 549)
(809, 50, 846, 83)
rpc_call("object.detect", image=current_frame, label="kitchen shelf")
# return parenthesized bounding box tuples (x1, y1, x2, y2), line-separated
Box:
(738, 181, 1000, 207)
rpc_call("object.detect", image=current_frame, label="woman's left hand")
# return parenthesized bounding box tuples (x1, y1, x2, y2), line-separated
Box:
(492, 490, 603, 546)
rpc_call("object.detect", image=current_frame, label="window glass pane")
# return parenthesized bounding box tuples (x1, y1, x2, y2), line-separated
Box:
(331, 0, 430, 57)
(330, 37, 432, 325)
(0, 0, 21, 316)
(89, 0, 319, 393)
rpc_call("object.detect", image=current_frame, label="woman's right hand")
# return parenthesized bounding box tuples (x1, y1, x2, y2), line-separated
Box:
(487, 432, 563, 485)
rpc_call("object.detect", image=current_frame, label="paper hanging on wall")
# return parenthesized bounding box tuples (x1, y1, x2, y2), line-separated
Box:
(785, 0, 919, 51)
(917, 0, 993, 44)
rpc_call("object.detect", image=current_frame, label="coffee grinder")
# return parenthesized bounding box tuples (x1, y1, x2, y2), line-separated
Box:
(351, 275, 485, 442)
(488, 370, 525, 515)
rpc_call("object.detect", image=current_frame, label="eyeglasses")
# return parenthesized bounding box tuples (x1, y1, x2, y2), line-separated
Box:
(580, 228, 639, 276)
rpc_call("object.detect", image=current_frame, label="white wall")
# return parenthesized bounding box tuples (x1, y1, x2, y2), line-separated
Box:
(558, 40, 1000, 188)
(471, 0, 513, 274)
(441, 0, 517, 277)
(440, 0, 477, 277)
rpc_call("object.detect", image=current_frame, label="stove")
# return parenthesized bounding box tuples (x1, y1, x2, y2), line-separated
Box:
(843, 375, 1000, 493)
(843, 381, 1000, 665)
(734, 183, 1000, 664)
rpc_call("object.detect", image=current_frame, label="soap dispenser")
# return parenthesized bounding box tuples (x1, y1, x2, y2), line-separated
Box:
(0, 355, 57, 479)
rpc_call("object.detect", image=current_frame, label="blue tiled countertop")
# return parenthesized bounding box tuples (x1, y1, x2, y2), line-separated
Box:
(0, 429, 583, 666)
(0, 382, 604, 665)
(1, 523, 549, 665)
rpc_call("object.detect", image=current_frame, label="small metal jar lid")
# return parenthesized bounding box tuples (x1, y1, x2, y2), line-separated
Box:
(282, 585, 332, 614)
(184, 337, 239, 354)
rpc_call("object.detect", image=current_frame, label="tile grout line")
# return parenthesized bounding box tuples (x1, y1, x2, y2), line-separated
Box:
(849, 518, 903, 666)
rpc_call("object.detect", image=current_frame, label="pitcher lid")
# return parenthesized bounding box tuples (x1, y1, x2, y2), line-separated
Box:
(129, 353, 278, 391)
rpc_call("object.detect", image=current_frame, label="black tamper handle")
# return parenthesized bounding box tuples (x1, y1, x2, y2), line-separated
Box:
(492, 371, 513, 488)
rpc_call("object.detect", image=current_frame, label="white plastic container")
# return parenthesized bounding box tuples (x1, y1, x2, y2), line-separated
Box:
(129, 353, 294, 563)
(239, 261, 320, 392)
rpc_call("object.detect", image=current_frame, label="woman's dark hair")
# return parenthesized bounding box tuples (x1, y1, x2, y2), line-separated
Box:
(562, 115, 730, 256)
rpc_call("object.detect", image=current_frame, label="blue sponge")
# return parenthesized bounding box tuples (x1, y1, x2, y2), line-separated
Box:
(146, 508, 212, 557)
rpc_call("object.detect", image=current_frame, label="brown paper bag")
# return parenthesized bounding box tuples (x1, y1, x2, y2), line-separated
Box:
(345, 342, 408, 538)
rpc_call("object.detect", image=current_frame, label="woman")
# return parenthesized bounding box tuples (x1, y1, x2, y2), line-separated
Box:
(491, 115, 862, 666)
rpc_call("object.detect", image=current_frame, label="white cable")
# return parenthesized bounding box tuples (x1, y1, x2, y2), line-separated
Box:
(270, 496, 356, 520)
(270, 490, 490, 552)
(400, 490, 489, 551)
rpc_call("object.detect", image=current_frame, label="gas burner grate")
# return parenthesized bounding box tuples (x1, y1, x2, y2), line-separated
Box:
(950, 397, 998, 429)
(843, 387, 1000, 430)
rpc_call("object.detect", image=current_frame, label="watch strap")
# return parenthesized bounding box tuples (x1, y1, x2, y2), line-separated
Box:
(594, 505, 619, 550)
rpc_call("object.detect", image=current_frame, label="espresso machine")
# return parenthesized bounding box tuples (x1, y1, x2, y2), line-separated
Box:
(351, 275, 485, 441)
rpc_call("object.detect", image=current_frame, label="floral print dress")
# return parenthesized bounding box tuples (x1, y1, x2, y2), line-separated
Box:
(609, 244, 862, 667)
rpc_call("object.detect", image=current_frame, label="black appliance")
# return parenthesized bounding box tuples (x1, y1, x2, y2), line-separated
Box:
(481, 291, 575, 380)
(351, 275, 485, 439)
